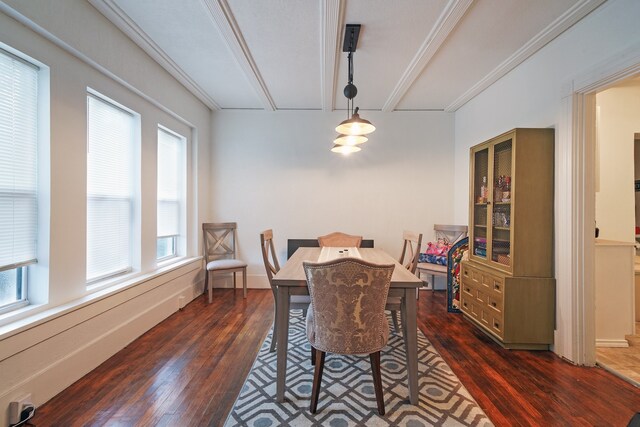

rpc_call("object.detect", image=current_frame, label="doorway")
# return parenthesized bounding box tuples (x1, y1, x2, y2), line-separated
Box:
(593, 75, 640, 386)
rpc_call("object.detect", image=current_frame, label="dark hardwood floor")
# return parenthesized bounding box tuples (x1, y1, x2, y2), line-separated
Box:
(32, 289, 640, 426)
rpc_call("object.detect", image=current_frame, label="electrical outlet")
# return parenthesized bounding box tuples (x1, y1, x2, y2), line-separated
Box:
(8, 393, 32, 425)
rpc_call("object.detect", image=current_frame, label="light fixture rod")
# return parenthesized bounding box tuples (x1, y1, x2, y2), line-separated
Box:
(347, 50, 353, 85)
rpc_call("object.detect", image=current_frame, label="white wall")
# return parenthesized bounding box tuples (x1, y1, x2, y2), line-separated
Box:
(210, 110, 455, 288)
(452, 0, 640, 361)
(595, 84, 640, 243)
(0, 2, 210, 423)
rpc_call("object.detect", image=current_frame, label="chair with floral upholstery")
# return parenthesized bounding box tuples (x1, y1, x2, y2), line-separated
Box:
(303, 258, 395, 415)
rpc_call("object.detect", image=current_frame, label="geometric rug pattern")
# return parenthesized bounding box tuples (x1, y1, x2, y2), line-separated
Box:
(225, 311, 493, 427)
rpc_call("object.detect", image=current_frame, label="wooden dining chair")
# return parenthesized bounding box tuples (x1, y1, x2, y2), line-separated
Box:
(260, 229, 310, 352)
(387, 230, 423, 333)
(202, 222, 247, 303)
(317, 232, 362, 248)
(303, 258, 395, 415)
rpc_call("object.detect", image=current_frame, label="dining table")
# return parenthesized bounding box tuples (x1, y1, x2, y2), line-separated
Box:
(272, 246, 423, 405)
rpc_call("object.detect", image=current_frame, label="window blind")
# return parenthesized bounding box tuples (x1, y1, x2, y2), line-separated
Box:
(87, 94, 135, 282)
(157, 128, 184, 240)
(0, 49, 38, 271)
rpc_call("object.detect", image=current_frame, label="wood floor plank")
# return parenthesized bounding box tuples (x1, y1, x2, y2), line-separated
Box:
(32, 289, 640, 426)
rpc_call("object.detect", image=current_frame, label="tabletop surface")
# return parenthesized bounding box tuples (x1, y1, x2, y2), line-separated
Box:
(273, 247, 423, 288)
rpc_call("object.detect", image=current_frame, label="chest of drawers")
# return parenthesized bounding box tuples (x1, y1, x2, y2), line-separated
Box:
(460, 261, 555, 349)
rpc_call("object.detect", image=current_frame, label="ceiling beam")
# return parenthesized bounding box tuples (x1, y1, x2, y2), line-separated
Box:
(201, 0, 276, 111)
(89, 0, 221, 110)
(321, 0, 344, 112)
(381, 0, 473, 113)
(445, 0, 607, 112)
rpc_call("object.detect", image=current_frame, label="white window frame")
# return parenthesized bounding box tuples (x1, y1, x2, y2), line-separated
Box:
(86, 89, 140, 286)
(0, 45, 47, 314)
(156, 125, 186, 262)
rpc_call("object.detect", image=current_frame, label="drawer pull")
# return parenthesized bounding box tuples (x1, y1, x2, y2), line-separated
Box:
(463, 302, 468, 308)
(464, 270, 468, 275)
(491, 302, 497, 307)
(494, 284, 501, 291)
(494, 321, 500, 329)
(465, 287, 471, 292)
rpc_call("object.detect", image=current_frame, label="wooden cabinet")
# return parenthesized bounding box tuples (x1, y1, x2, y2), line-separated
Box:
(462, 128, 555, 349)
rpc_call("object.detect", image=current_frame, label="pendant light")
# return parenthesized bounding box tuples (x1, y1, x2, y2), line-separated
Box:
(333, 133, 368, 146)
(332, 24, 375, 153)
(335, 107, 375, 136)
(331, 144, 362, 155)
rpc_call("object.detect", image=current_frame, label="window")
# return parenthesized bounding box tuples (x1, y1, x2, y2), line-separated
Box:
(86, 93, 136, 283)
(0, 48, 38, 311)
(157, 127, 185, 260)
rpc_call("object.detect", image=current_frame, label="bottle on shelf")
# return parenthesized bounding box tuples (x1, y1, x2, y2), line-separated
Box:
(480, 176, 488, 203)
(502, 176, 511, 201)
(494, 175, 503, 201)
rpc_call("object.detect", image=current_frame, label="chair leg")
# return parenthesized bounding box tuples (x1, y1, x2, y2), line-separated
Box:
(207, 271, 213, 304)
(302, 309, 307, 318)
(391, 310, 401, 334)
(431, 274, 436, 293)
(310, 348, 326, 414)
(233, 271, 237, 292)
(243, 268, 247, 298)
(270, 288, 278, 353)
(270, 320, 278, 352)
(369, 351, 385, 415)
(311, 346, 316, 365)
(204, 268, 209, 295)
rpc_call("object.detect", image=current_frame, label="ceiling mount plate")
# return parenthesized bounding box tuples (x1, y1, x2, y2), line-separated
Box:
(342, 24, 361, 52)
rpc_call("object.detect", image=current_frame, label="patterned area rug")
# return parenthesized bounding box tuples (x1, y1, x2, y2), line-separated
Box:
(224, 312, 492, 427)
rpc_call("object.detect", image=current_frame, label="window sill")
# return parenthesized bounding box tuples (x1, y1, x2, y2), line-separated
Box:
(0, 256, 202, 339)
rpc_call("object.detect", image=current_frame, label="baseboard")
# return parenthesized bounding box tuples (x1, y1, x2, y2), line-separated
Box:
(595, 339, 630, 348)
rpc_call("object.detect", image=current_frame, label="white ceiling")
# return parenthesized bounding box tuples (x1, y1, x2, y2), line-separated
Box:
(89, 0, 606, 112)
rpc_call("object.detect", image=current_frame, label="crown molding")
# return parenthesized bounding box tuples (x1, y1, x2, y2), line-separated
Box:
(321, 0, 344, 112)
(201, 0, 276, 111)
(445, 0, 606, 112)
(381, 0, 473, 112)
(0, 1, 196, 127)
(89, 0, 221, 111)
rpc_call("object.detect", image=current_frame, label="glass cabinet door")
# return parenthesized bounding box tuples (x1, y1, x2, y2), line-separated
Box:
(471, 147, 489, 260)
(490, 139, 513, 268)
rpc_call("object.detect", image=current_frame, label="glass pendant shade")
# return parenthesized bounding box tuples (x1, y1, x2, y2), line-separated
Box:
(335, 112, 375, 136)
(333, 133, 367, 146)
(331, 144, 361, 154)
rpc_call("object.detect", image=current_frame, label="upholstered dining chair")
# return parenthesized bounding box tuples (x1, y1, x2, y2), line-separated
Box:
(303, 258, 395, 415)
(202, 222, 247, 303)
(317, 232, 362, 248)
(387, 230, 423, 333)
(260, 229, 310, 352)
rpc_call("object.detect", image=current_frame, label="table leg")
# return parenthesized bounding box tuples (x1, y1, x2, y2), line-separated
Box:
(403, 288, 419, 405)
(276, 286, 290, 402)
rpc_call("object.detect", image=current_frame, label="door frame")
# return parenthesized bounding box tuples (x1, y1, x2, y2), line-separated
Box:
(558, 43, 640, 365)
